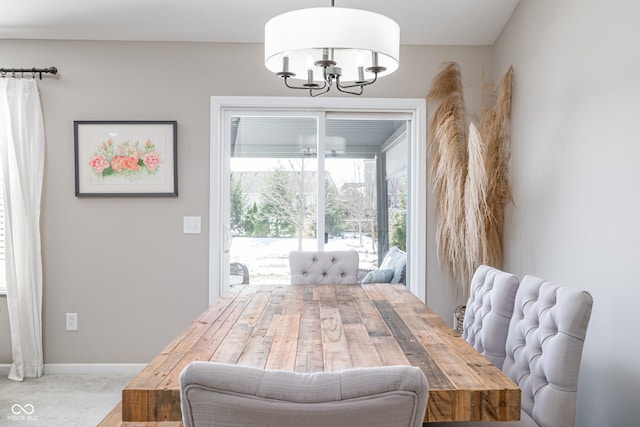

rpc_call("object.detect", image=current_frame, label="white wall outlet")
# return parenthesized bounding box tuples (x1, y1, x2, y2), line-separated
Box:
(66, 313, 78, 331)
(183, 216, 202, 234)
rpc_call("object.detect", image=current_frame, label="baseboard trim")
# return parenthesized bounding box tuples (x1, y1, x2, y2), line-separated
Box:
(0, 363, 146, 376)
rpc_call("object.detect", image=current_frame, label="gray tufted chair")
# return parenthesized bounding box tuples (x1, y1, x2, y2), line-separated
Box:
(180, 361, 429, 427)
(289, 250, 359, 285)
(462, 265, 520, 370)
(430, 274, 593, 427)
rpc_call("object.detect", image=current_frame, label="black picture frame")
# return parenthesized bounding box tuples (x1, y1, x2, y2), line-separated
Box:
(74, 120, 178, 197)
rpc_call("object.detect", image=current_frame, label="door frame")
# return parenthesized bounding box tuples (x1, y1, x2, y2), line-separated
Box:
(210, 96, 427, 305)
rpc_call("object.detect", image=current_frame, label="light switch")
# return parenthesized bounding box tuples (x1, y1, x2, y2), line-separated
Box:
(183, 216, 202, 234)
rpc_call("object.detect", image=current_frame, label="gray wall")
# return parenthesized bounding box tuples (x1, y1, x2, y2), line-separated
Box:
(494, 1, 640, 426)
(0, 40, 489, 363)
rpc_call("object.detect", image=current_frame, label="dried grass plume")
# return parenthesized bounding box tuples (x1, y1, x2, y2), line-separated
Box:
(480, 66, 514, 269)
(427, 63, 514, 295)
(427, 62, 468, 291)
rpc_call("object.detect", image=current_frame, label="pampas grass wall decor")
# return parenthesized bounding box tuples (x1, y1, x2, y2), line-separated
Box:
(427, 63, 514, 295)
(480, 66, 514, 269)
(427, 62, 469, 292)
(464, 121, 488, 282)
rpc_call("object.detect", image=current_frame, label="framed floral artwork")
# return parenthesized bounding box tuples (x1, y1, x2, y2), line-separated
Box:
(74, 120, 178, 197)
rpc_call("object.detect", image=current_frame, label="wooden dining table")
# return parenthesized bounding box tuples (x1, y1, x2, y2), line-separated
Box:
(121, 283, 520, 423)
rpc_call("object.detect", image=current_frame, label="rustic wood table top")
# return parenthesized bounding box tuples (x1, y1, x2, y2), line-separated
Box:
(122, 283, 520, 423)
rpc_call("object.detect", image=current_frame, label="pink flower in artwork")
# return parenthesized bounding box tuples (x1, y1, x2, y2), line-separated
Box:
(92, 138, 162, 178)
(124, 154, 140, 170)
(89, 154, 110, 174)
(111, 155, 125, 171)
(143, 152, 161, 170)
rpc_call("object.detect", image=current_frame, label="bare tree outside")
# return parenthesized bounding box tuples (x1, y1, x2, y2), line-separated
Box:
(340, 162, 377, 251)
(242, 159, 318, 249)
(287, 159, 316, 250)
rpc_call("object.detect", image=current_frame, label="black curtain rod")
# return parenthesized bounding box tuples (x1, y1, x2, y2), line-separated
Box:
(0, 66, 58, 79)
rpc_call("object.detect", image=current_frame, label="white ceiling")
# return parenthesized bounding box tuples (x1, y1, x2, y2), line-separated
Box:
(1, 0, 520, 45)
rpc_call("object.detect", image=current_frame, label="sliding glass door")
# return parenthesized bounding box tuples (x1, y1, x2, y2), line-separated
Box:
(227, 114, 407, 284)
(210, 97, 426, 303)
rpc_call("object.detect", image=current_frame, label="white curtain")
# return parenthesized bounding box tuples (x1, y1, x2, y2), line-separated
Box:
(0, 78, 45, 381)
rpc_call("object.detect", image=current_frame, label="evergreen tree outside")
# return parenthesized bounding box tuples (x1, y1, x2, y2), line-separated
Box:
(230, 173, 246, 235)
(324, 175, 344, 238)
(390, 187, 407, 251)
(243, 202, 259, 236)
(389, 177, 407, 252)
(258, 166, 297, 237)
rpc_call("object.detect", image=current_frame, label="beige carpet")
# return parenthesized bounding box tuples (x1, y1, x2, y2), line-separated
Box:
(0, 374, 132, 426)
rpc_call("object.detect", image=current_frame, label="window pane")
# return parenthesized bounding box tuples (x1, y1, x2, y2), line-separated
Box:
(385, 136, 408, 254)
(387, 174, 407, 253)
(229, 116, 318, 284)
(325, 118, 408, 277)
(325, 157, 378, 272)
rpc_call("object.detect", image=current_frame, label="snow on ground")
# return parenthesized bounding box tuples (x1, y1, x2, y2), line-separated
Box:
(230, 236, 379, 284)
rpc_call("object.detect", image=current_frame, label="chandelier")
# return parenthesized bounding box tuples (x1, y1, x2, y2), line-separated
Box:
(264, 1, 400, 97)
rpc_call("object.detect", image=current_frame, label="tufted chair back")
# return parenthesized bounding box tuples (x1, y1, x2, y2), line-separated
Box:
(289, 250, 359, 285)
(180, 361, 429, 427)
(502, 275, 593, 427)
(462, 265, 520, 370)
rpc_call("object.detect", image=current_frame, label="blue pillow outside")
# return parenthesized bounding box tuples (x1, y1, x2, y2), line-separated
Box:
(361, 269, 395, 283)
